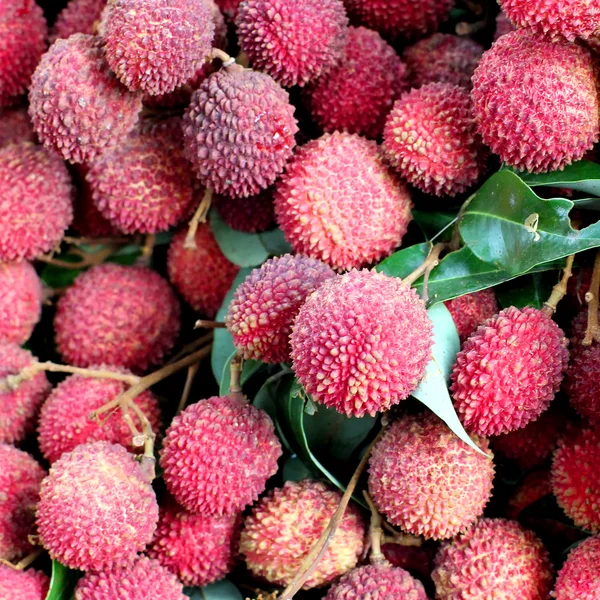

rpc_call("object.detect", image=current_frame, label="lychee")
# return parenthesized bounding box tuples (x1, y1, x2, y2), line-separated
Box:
(183, 65, 298, 198)
(303, 26, 408, 138)
(381, 542, 436, 583)
(225, 254, 335, 363)
(506, 470, 552, 519)
(450, 306, 569, 435)
(54, 263, 180, 372)
(494, 10, 516, 41)
(50, 0, 106, 42)
(564, 335, 600, 423)
(213, 188, 275, 233)
(275, 132, 412, 271)
(445, 288, 499, 344)
(290, 270, 433, 417)
(239, 480, 365, 589)
(552, 534, 600, 599)
(0, 107, 36, 146)
(160, 396, 282, 515)
(472, 29, 599, 173)
(37, 442, 159, 571)
(214, 0, 240, 18)
(0, 565, 49, 600)
(29, 34, 142, 164)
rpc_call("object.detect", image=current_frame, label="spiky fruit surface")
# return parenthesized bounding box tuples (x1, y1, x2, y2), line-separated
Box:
(552, 535, 600, 599)
(506, 470, 552, 519)
(183, 66, 298, 198)
(0, 108, 36, 146)
(450, 306, 569, 435)
(213, 189, 274, 233)
(433, 519, 553, 599)
(55, 264, 180, 372)
(161, 396, 282, 515)
(0, 344, 50, 445)
(0, 142, 73, 262)
(240, 480, 365, 589)
(148, 502, 240, 586)
(29, 34, 142, 164)
(291, 270, 432, 417)
(236, 0, 348, 88)
(552, 425, 600, 533)
(383, 83, 486, 197)
(275, 132, 412, 270)
(565, 337, 600, 422)
(369, 413, 494, 540)
(472, 29, 599, 173)
(50, 0, 106, 42)
(445, 289, 499, 344)
(0, 565, 49, 600)
(226, 254, 335, 363)
(0, 261, 42, 345)
(38, 371, 161, 464)
(167, 225, 239, 319)
(382, 543, 436, 582)
(0, 1, 46, 107)
(37, 442, 158, 570)
(74, 556, 186, 600)
(303, 26, 407, 138)
(495, 10, 516, 40)
(0, 444, 46, 562)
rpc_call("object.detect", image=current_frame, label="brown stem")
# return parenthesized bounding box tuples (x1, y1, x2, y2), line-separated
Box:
(382, 534, 423, 546)
(194, 319, 226, 329)
(176, 363, 200, 415)
(63, 236, 132, 246)
(236, 50, 250, 68)
(228, 354, 246, 403)
(542, 254, 575, 316)
(137, 234, 156, 266)
(363, 491, 387, 566)
(211, 47, 235, 65)
(0, 548, 43, 571)
(584, 250, 600, 345)
(37, 244, 119, 269)
(184, 188, 213, 249)
(402, 242, 447, 301)
(167, 332, 214, 365)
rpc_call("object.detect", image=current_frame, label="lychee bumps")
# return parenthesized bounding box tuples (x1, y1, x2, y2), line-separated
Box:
(50, 0, 107, 42)
(290, 270, 433, 417)
(445, 288, 498, 344)
(0, 565, 49, 600)
(564, 334, 600, 422)
(552, 534, 600, 599)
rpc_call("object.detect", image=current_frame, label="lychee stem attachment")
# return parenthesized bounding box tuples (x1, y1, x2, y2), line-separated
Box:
(363, 491, 388, 567)
(211, 48, 237, 69)
(583, 250, 600, 345)
(194, 319, 226, 329)
(228, 354, 246, 403)
(542, 254, 575, 316)
(37, 242, 120, 269)
(184, 188, 213, 249)
(0, 548, 43, 571)
(402, 242, 447, 301)
(137, 234, 156, 266)
(167, 332, 214, 365)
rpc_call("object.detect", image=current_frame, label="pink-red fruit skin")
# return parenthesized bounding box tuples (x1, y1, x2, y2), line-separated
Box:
(472, 29, 599, 173)
(51, 0, 107, 42)
(552, 535, 600, 599)
(160, 396, 282, 515)
(0, 107, 36, 146)
(226, 254, 335, 363)
(450, 306, 569, 435)
(445, 289, 499, 344)
(37, 442, 159, 571)
(0, 565, 49, 600)
(291, 270, 433, 417)
(369, 413, 494, 540)
(213, 188, 274, 233)
(275, 132, 412, 271)
(240, 480, 365, 589)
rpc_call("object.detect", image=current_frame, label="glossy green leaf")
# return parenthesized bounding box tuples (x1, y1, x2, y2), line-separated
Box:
(45, 561, 79, 600)
(218, 350, 263, 396)
(412, 210, 457, 241)
(495, 272, 556, 310)
(282, 455, 315, 481)
(259, 227, 293, 255)
(510, 161, 600, 196)
(211, 211, 270, 267)
(184, 579, 243, 600)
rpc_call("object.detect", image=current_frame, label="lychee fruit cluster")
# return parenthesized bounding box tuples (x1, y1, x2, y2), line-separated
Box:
(445, 289, 499, 343)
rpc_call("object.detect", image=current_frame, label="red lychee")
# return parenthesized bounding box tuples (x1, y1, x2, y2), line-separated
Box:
(506, 470, 552, 519)
(0, 565, 49, 600)
(445, 289, 499, 344)
(552, 534, 600, 599)
(50, 0, 106, 42)
(213, 188, 275, 233)
(494, 10, 516, 41)
(0, 107, 36, 146)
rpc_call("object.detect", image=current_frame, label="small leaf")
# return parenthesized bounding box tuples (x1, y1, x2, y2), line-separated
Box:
(282, 455, 315, 481)
(259, 227, 293, 255)
(509, 160, 600, 196)
(495, 272, 557, 310)
(218, 350, 263, 396)
(412, 210, 457, 241)
(184, 579, 243, 600)
(211, 211, 270, 267)
(45, 560, 79, 600)
(40, 259, 84, 289)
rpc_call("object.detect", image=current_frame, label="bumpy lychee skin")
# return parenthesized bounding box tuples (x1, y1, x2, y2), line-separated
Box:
(291, 270, 433, 417)
(183, 66, 298, 198)
(506, 469, 552, 519)
(369, 413, 494, 540)
(0, 107, 36, 146)
(0, 142, 73, 262)
(303, 26, 408, 138)
(38, 371, 161, 464)
(167, 225, 239, 319)
(226, 254, 335, 363)
(450, 306, 569, 436)
(37, 442, 159, 571)
(445, 289, 499, 344)
(0, 565, 49, 600)
(50, 0, 106, 42)
(472, 29, 599, 173)
(29, 34, 142, 164)
(432, 519, 553, 600)
(148, 502, 240, 586)
(565, 335, 600, 422)
(240, 480, 365, 589)
(0, 344, 50, 445)
(54, 264, 180, 372)
(0, 444, 46, 562)
(74, 556, 186, 600)
(213, 188, 274, 233)
(236, 0, 348, 88)
(275, 132, 412, 271)
(0, 261, 42, 345)
(552, 535, 600, 599)
(160, 396, 282, 516)
(402, 33, 484, 90)
(383, 83, 486, 197)
(552, 425, 600, 533)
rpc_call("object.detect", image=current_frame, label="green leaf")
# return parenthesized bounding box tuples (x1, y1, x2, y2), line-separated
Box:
(509, 160, 600, 196)
(259, 227, 293, 255)
(45, 561, 79, 600)
(495, 272, 556, 310)
(282, 455, 315, 481)
(184, 579, 243, 600)
(412, 210, 457, 241)
(211, 211, 269, 267)
(40, 259, 84, 289)
(218, 350, 263, 396)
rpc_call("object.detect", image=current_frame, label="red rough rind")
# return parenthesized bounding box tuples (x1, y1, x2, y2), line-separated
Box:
(50, 0, 106, 42)
(236, 0, 349, 88)
(291, 270, 433, 417)
(213, 188, 274, 233)
(0, 142, 73, 262)
(0, 444, 46, 562)
(303, 26, 408, 138)
(37, 442, 159, 571)
(472, 29, 600, 173)
(74, 556, 186, 600)
(167, 225, 239, 319)
(432, 518, 553, 600)
(225, 254, 335, 363)
(0, 107, 36, 146)
(0, 565, 49, 600)
(0, 261, 42, 345)
(450, 306, 569, 435)
(506, 470, 552, 519)
(552, 535, 600, 599)
(160, 396, 282, 515)
(239, 480, 365, 589)
(183, 67, 298, 198)
(275, 132, 412, 271)
(383, 83, 486, 197)
(54, 264, 180, 372)
(369, 413, 494, 540)
(148, 502, 240, 586)
(445, 289, 499, 344)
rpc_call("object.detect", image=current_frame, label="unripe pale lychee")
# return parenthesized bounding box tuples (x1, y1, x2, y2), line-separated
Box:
(0, 565, 49, 600)
(552, 534, 600, 599)
(0, 107, 36, 146)
(291, 270, 433, 417)
(213, 188, 274, 233)
(239, 480, 365, 589)
(445, 289, 498, 344)
(50, 0, 106, 42)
